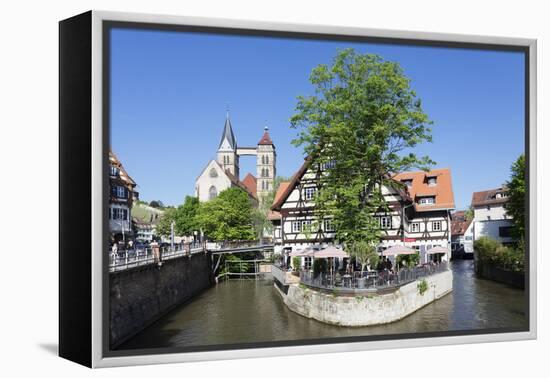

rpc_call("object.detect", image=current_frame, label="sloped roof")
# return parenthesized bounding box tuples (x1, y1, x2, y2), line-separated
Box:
(393, 168, 455, 212)
(258, 128, 273, 145)
(451, 219, 472, 236)
(218, 115, 237, 150)
(223, 166, 257, 200)
(109, 150, 136, 187)
(241, 173, 257, 198)
(471, 187, 509, 207)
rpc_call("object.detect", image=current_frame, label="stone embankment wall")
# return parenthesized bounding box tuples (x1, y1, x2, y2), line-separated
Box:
(110, 252, 214, 347)
(277, 270, 453, 326)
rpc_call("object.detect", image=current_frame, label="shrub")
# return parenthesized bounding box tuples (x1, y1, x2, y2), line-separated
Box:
(474, 236, 525, 272)
(397, 252, 420, 268)
(292, 256, 301, 271)
(417, 279, 428, 295)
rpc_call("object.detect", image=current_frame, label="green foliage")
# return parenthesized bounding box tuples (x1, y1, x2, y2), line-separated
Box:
(313, 258, 328, 278)
(505, 154, 525, 240)
(474, 236, 524, 272)
(290, 49, 434, 246)
(396, 252, 420, 268)
(417, 279, 428, 295)
(348, 241, 379, 274)
(156, 207, 176, 237)
(292, 256, 301, 271)
(156, 196, 200, 237)
(195, 187, 255, 241)
(464, 207, 474, 221)
(252, 176, 292, 238)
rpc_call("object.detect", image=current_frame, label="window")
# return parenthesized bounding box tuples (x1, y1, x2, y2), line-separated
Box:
(380, 216, 392, 229)
(209, 186, 217, 200)
(486, 205, 491, 210)
(324, 219, 335, 232)
(487, 215, 491, 220)
(401, 179, 413, 187)
(209, 168, 218, 178)
(291, 221, 301, 233)
(116, 186, 126, 199)
(410, 222, 420, 232)
(112, 208, 128, 220)
(427, 176, 437, 186)
(432, 221, 442, 231)
(321, 160, 336, 170)
(301, 220, 312, 231)
(304, 187, 316, 200)
(110, 165, 119, 176)
(499, 226, 513, 237)
(304, 256, 312, 270)
(265, 168, 269, 177)
(265, 155, 269, 164)
(418, 196, 435, 205)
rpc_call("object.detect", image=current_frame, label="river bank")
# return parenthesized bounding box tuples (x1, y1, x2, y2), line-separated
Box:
(118, 260, 527, 350)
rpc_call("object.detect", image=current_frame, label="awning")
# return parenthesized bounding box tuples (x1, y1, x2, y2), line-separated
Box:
(427, 246, 449, 254)
(382, 245, 417, 256)
(313, 246, 349, 259)
(289, 247, 315, 257)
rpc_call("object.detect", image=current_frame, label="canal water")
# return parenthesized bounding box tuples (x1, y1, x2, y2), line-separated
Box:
(119, 260, 527, 350)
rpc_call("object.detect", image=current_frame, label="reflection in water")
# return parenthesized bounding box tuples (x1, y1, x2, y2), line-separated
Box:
(119, 260, 527, 350)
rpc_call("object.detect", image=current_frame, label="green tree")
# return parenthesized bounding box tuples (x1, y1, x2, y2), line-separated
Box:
(349, 241, 379, 274)
(505, 154, 525, 240)
(290, 49, 434, 245)
(155, 196, 200, 237)
(174, 196, 200, 236)
(196, 187, 255, 241)
(156, 207, 176, 237)
(464, 206, 474, 221)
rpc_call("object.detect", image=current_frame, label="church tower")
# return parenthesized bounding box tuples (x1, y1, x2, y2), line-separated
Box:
(217, 112, 239, 178)
(256, 126, 276, 201)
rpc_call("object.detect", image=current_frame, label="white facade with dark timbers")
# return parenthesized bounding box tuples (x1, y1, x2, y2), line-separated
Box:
(270, 159, 455, 263)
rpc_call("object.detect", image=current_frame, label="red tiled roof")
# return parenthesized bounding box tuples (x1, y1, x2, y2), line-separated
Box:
(471, 187, 509, 207)
(451, 218, 472, 235)
(393, 168, 455, 212)
(258, 130, 273, 145)
(109, 150, 136, 186)
(241, 173, 257, 199)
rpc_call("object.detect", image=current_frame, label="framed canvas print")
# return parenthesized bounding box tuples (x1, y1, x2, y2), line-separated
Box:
(59, 10, 537, 368)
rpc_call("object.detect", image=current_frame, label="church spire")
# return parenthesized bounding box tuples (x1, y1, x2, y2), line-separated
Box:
(218, 110, 237, 151)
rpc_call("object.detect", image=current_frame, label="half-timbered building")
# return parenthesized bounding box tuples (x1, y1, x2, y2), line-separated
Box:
(270, 159, 455, 263)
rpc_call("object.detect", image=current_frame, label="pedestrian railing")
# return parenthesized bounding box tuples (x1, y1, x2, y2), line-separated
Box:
(108, 245, 204, 272)
(299, 261, 448, 293)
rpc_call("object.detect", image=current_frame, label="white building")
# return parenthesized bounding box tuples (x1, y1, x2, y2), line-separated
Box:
(194, 112, 276, 205)
(109, 151, 137, 243)
(471, 187, 515, 245)
(270, 157, 455, 263)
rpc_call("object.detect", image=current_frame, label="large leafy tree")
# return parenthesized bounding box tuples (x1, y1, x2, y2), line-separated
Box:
(505, 154, 525, 240)
(156, 196, 201, 237)
(196, 187, 255, 241)
(290, 49, 434, 246)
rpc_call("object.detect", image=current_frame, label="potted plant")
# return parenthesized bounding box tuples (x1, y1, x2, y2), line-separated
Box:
(349, 241, 379, 289)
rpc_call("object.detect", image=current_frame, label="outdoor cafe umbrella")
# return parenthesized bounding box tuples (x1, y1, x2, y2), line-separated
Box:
(426, 246, 449, 254)
(288, 247, 315, 257)
(382, 245, 417, 256)
(313, 246, 349, 275)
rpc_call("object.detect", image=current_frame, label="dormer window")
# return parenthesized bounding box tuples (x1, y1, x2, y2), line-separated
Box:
(401, 179, 413, 187)
(427, 176, 437, 186)
(110, 165, 119, 177)
(418, 196, 435, 205)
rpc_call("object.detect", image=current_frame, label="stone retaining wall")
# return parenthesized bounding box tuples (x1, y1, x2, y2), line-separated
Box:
(277, 270, 453, 326)
(110, 252, 214, 347)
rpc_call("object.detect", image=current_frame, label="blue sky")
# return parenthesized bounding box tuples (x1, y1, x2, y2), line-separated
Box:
(110, 28, 525, 210)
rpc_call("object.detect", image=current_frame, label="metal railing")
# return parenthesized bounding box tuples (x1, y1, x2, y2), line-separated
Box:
(108, 244, 204, 272)
(299, 261, 448, 293)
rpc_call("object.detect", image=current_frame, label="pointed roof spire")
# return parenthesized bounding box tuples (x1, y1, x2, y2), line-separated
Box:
(258, 125, 273, 145)
(218, 109, 237, 151)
